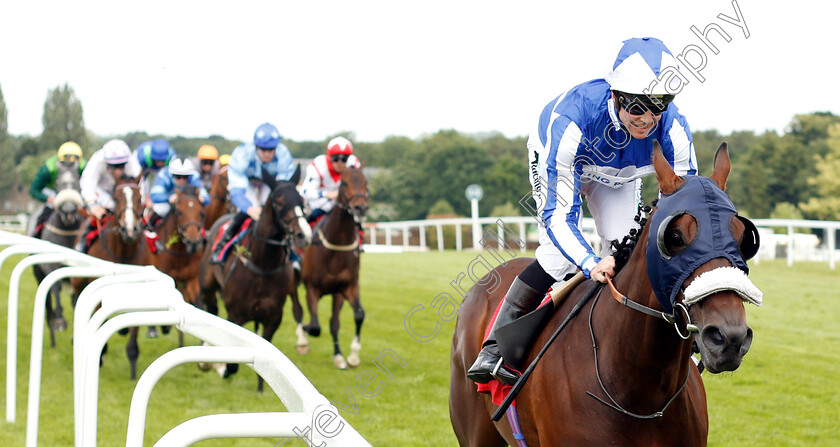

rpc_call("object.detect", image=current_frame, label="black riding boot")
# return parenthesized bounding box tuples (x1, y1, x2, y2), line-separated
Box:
(210, 211, 248, 264)
(467, 277, 546, 385)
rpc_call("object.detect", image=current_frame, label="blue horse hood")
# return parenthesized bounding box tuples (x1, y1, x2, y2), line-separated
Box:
(646, 176, 750, 314)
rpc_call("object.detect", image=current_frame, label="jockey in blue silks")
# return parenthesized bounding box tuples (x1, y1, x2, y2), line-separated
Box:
(145, 157, 210, 240)
(468, 37, 699, 386)
(210, 122, 297, 264)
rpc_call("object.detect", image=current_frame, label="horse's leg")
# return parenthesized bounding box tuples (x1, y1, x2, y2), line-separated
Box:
(127, 327, 140, 380)
(222, 314, 247, 379)
(330, 293, 347, 370)
(302, 286, 322, 337)
(258, 317, 282, 393)
(290, 279, 309, 355)
(51, 280, 67, 332)
(346, 282, 364, 368)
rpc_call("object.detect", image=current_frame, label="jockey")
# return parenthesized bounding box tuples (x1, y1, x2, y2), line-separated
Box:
(300, 136, 361, 224)
(210, 122, 296, 264)
(28, 141, 87, 237)
(133, 138, 176, 208)
(190, 144, 220, 191)
(218, 153, 231, 167)
(146, 157, 210, 237)
(468, 37, 698, 386)
(76, 139, 142, 252)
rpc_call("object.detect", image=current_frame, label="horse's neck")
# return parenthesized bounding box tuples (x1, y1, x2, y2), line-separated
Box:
(104, 221, 141, 259)
(593, 236, 693, 403)
(321, 206, 356, 244)
(247, 212, 286, 263)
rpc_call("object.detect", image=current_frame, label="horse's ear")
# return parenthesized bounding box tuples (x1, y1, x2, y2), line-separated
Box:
(261, 168, 278, 190)
(652, 140, 683, 194)
(359, 160, 366, 169)
(290, 163, 301, 185)
(709, 141, 730, 191)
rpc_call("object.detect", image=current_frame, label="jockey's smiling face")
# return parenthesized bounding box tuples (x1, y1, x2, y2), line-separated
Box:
(256, 145, 275, 163)
(613, 92, 670, 139)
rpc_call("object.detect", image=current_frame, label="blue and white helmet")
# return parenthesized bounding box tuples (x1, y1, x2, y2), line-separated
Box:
(605, 37, 681, 96)
(253, 122, 282, 149)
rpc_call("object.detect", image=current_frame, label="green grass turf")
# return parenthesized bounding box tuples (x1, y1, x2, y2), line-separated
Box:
(0, 251, 837, 446)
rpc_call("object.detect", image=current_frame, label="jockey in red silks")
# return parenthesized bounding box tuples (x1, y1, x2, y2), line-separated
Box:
(300, 136, 361, 225)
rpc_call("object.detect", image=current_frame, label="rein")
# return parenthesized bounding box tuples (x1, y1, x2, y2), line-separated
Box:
(586, 289, 691, 419)
(606, 276, 698, 339)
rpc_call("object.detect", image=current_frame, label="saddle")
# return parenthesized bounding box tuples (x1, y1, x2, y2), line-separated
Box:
(476, 272, 586, 405)
(212, 218, 253, 262)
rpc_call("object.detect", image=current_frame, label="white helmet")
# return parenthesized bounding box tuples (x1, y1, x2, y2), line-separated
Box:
(605, 37, 682, 96)
(102, 139, 131, 165)
(169, 157, 196, 176)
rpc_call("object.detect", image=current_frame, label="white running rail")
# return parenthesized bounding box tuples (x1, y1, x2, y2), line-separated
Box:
(0, 231, 371, 447)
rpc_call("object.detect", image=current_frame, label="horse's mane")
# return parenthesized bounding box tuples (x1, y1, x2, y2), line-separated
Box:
(609, 201, 655, 273)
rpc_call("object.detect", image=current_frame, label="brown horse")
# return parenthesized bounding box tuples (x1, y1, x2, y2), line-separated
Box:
(203, 166, 232, 231)
(299, 165, 369, 369)
(197, 166, 311, 391)
(148, 185, 205, 344)
(450, 142, 760, 446)
(72, 178, 151, 380)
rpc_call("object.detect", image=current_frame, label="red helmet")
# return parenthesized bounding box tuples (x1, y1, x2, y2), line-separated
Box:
(326, 136, 353, 156)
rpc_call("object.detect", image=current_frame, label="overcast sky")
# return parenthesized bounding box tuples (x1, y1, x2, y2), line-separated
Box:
(1, 1, 836, 146)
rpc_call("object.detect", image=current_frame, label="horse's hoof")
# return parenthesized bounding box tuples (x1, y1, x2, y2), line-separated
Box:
(51, 318, 67, 333)
(347, 336, 362, 367)
(214, 363, 227, 378)
(118, 328, 129, 336)
(333, 354, 348, 370)
(147, 327, 159, 338)
(296, 345, 310, 355)
(304, 324, 321, 337)
(161, 325, 172, 335)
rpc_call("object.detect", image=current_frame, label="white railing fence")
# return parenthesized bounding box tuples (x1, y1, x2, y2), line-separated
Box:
(364, 216, 840, 269)
(0, 231, 371, 447)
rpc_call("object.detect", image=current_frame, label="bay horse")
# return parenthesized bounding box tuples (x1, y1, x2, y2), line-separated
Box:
(203, 166, 232, 231)
(197, 166, 311, 391)
(71, 177, 151, 380)
(31, 159, 85, 347)
(299, 165, 368, 369)
(450, 142, 762, 446)
(148, 185, 205, 344)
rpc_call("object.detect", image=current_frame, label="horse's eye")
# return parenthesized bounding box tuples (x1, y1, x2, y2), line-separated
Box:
(667, 230, 684, 247)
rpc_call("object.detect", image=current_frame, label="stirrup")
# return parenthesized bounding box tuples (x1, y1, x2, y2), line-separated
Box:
(491, 358, 505, 379)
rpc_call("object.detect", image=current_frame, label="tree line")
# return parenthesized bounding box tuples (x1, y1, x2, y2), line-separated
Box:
(2, 83, 839, 222)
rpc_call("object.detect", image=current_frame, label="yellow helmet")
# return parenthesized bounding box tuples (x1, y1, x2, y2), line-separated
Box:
(218, 154, 231, 166)
(197, 144, 219, 160)
(57, 142, 83, 161)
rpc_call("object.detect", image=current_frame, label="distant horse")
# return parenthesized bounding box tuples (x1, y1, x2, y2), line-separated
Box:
(72, 178, 151, 380)
(450, 142, 761, 446)
(197, 166, 311, 391)
(30, 159, 85, 347)
(203, 166, 232, 231)
(148, 185, 205, 344)
(299, 165, 369, 369)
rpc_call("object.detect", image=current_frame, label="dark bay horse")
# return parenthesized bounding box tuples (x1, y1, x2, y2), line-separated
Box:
(203, 166, 231, 231)
(450, 142, 761, 446)
(197, 166, 311, 391)
(299, 165, 369, 369)
(71, 178, 152, 380)
(31, 159, 85, 347)
(148, 185, 205, 344)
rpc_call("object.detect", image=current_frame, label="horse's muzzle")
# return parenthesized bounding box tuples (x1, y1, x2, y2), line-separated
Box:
(695, 323, 753, 373)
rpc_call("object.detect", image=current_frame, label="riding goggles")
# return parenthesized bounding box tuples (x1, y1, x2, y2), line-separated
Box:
(618, 92, 675, 116)
(331, 154, 350, 163)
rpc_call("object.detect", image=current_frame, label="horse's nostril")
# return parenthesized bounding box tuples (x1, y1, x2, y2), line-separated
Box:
(702, 326, 725, 347)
